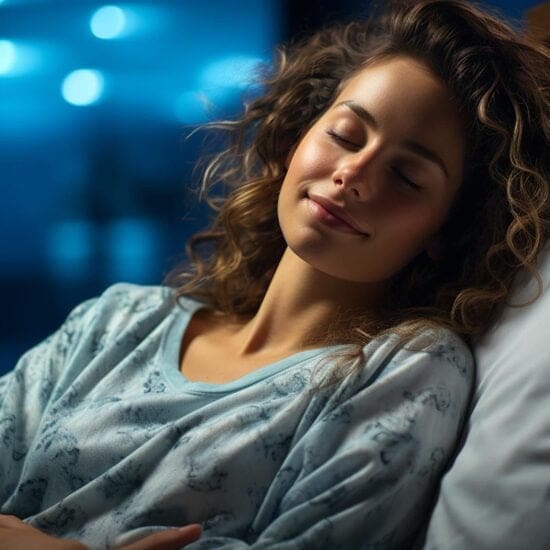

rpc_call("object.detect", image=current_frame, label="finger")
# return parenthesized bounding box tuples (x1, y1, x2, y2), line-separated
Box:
(120, 524, 202, 550)
(0, 514, 26, 528)
(176, 524, 202, 540)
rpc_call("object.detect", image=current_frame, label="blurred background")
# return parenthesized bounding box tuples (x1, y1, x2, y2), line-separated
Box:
(1, 0, 547, 375)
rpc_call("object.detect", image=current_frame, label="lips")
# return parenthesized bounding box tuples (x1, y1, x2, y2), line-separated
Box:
(307, 193, 368, 236)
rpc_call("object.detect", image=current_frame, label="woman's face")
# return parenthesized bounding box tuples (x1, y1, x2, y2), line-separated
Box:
(277, 55, 465, 284)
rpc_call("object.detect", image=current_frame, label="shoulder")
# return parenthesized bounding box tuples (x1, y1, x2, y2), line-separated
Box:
(363, 326, 473, 383)
(359, 328, 474, 430)
(96, 283, 206, 311)
(96, 282, 174, 309)
(92, 282, 192, 318)
(59, 282, 186, 341)
(85, 284, 212, 346)
(315, 328, 474, 468)
(393, 326, 473, 379)
(327, 327, 474, 412)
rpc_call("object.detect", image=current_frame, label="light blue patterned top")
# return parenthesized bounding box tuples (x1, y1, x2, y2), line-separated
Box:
(0, 283, 473, 549)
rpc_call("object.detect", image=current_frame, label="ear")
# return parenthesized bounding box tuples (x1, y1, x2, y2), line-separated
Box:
(425, 234, 444, 261)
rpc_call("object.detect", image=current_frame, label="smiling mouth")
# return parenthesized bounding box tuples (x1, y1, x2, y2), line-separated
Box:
(306, 196, 369, 237)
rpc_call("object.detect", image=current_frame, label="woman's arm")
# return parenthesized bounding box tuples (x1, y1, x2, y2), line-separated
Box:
(0, 297, 98, 508)
(0, 514, 202, 550)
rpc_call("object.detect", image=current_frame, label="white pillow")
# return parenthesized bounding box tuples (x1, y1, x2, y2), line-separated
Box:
(423, 245, 550, 549)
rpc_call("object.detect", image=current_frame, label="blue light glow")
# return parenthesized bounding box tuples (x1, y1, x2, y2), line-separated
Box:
(175, 91, 210, 124)
(200, 55, 264, 90)
(0, 40, 42, 77)
(45, 220, 95, 283)
(61, 69, 105, 106)
(104, 218, 160, 282)
(0, 40, 16, 75)
(90, 5, 127, 39)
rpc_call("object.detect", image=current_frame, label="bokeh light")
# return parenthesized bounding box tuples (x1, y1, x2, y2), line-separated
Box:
(1, 0, 281, 375)
(0, 40, 42, 78)
(90, 5, 127, 39)
(61, 69, 105, 106)
(0, 40, 16, 75)
(199, 55, 264, 90)
(104, 218, 161, 283)
(45, 220, 95, 283)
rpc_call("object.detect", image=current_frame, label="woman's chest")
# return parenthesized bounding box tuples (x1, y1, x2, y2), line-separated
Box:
(17, 387, 312, 521)
(179, 342, 286, 384)
(179, 316, 290, 385)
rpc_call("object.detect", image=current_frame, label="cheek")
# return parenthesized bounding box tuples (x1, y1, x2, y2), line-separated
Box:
(381, 201, 448, 250)
(287, 137, 334, 178)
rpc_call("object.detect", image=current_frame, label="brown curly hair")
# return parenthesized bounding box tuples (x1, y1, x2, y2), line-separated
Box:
(166, 0, 549, 354)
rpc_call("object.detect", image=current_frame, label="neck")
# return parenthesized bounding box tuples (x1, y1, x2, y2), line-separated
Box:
(229, 247, 384, 358)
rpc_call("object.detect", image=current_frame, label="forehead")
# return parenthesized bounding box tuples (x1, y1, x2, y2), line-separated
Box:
(335, 56, 461, 129)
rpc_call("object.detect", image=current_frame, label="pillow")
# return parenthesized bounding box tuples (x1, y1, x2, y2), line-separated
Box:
(423, 245, 550, 550)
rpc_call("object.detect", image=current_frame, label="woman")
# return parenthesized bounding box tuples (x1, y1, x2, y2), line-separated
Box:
(1, 0, 548, 548)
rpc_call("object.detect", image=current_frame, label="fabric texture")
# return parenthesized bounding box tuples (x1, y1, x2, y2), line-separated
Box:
(423, 246, 550, 550)
(0, 283, 473, 549)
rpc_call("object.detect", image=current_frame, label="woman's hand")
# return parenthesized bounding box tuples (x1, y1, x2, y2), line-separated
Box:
(0, 514, 85, 550)
(0, 514, 202, 550)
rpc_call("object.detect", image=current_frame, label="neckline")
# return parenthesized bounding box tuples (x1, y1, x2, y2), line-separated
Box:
(160, 296, 348, 394)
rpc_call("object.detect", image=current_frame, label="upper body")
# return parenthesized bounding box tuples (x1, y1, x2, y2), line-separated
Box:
(0, 283, 473, 549)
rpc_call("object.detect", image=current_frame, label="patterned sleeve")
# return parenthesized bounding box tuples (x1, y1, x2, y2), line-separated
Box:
(0, 296, 98, 506)
(186, 330, 474, 549)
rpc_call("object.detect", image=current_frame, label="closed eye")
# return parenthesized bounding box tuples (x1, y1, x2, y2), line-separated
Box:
(327, 128, 423, 191)
(392, 167, 422, 191)
(326, 130, 360, 149)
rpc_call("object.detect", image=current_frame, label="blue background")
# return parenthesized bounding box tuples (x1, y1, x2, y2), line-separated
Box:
(0, 0, 544, 375)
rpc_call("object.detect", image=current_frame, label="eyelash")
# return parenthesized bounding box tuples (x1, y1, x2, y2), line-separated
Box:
(392, 168, 422, 191)
(327, 130, 422, 191)
(326, 130, 359, 149)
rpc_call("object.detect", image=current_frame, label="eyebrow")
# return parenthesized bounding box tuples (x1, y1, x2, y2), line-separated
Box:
(336, 100, 450, 179)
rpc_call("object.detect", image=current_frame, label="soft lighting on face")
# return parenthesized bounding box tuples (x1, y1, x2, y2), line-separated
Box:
(0, 40, 17, 75)
(90, 5, 127, 39)
(61, 69, 105, 106)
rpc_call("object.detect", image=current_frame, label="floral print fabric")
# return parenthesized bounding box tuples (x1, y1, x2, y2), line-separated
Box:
(0, 283, 473, 549)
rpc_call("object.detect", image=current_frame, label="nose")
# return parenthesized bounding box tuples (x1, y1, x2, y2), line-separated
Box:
(332, 149, 379, 200)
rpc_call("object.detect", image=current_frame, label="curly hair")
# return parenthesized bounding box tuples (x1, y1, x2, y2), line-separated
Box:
(166, 0, 549, 354)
